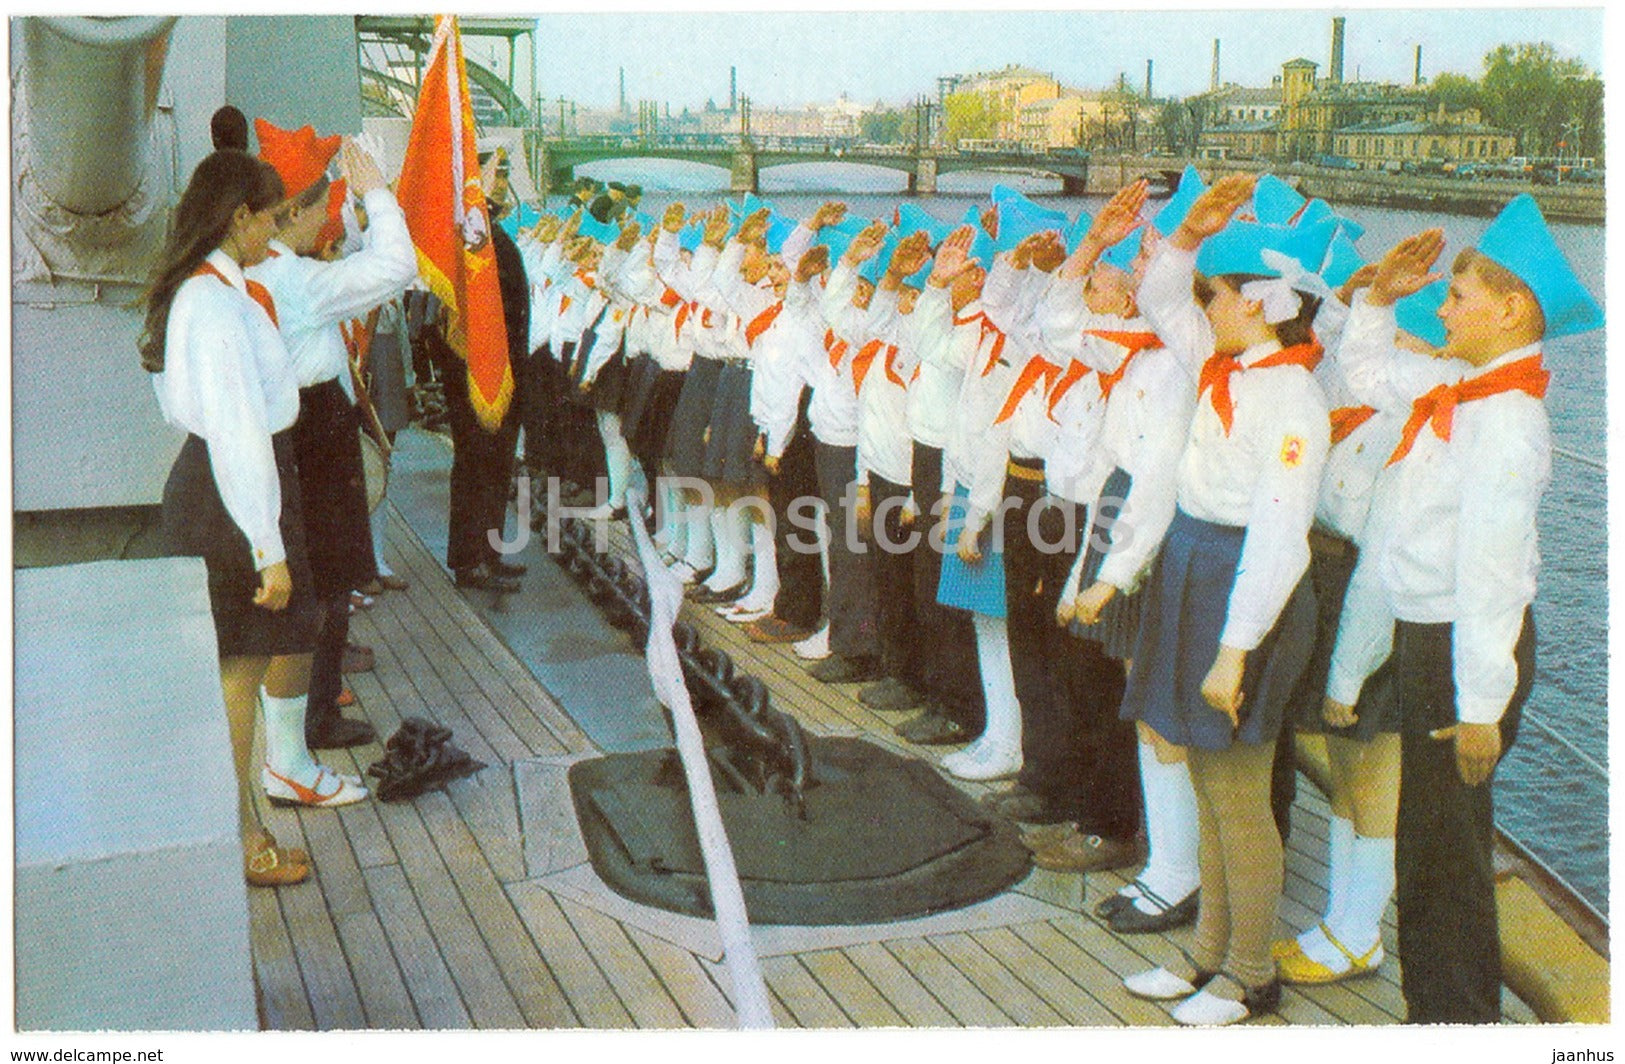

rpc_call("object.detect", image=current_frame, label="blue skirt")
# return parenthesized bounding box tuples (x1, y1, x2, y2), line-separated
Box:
(1069, 467, 1143, 661)
(935, 483, 1007, 619)
(1119, 508, 1318, 750)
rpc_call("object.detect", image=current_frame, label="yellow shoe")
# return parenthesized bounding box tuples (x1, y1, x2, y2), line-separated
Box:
(1271, 936, 1306, 962)
(1277, 923, 1384, 985)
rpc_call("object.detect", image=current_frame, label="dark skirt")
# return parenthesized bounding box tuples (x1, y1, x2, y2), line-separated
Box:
(1119, 508, 1318, 751)
(665, 355, 724, 479)
(1069, 468, 1144, 661)
(573, 330, 629, 414)
(294, 379, 376, 598)
(628, 364, 685, 468)
(936, 483, 1008, 618)
(702, 361, 763, 488)
(162, 430, 319, 657)
(1291, 530, 1401, 740)
(618, 352, 660, 427)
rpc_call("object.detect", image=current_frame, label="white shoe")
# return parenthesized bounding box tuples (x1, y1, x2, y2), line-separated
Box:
(1123, 966, 1206, 1001)
(669, 562, 702, 584)
(792, 626, 831, 660)
(262, 763, 369, 808)
(1170, 987, 1251, 1026)
(940, 742, 1022, 781)
(723, 606, 772, 624)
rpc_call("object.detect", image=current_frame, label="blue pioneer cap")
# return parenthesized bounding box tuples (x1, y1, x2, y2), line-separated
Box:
(1475, 193, 1603, 338)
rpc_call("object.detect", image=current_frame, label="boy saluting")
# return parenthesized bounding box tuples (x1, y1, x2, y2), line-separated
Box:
(1325, 195, 1602, 1023)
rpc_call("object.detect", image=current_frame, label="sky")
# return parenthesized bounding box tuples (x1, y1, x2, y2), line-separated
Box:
(528, 5, 1605, 113)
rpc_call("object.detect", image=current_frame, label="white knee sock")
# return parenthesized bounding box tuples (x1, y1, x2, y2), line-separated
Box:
(370, 507, 394, 578)
(705, 506, 749, 589)
(656, 483, 685, 555)
(261, 686, 318, 782)
(971, 614, 1021, 751)
(1128, 741, 1201, 911)
(1325, 833, 1394, 956)
(734, 515, 780, 611)
(681, 501, 715, 571)
(596, 411, 634, 508)
(1295, 815, 1355, 954)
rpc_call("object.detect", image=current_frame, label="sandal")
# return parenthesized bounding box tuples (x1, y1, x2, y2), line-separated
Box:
(245, 838, 310, 887)
(252, 829, 309, 866)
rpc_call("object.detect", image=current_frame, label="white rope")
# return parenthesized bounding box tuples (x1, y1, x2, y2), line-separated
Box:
(625, 487, 775, 1029)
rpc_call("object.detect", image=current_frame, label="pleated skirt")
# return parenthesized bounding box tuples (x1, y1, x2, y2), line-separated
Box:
(1119, 508, 1317, 750)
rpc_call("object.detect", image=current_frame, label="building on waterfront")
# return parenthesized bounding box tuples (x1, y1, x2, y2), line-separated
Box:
(1332, 107, 1517, 171)
(942, 63, 1060, 142)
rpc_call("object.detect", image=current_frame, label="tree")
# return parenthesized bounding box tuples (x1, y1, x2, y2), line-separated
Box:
(944, 91, 1006, 145)
(1479, 42, 1591, 154)
(1427, 72, 1483, 116)
(859, 108, 907, 145)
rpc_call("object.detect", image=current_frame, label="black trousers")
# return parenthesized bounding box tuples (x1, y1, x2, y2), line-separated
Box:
(814, 441, 877, 660)
(518, 348, 550, 475)
(868, 473, 920, 686)
(1394, 611, 1533, 1024)
(770, 400, 823, 631)
(307, 594, 350, 732)
(911, 443, 983, 731)
(437, 335, 522, 572)
(1004, 481, 1139, 837)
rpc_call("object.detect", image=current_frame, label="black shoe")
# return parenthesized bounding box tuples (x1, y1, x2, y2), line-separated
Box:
(859, 677, 925, 713)
(894, 710, 972, 745)
(806, 654, 882, 685)
(455, 563, 521, 593)
(307, 716, 378, 749)
(491, 559, 528, 578)
(1093, 891, 1138, 920)
(1108, 886, 1200, 934)
(688, 581, 748, 605)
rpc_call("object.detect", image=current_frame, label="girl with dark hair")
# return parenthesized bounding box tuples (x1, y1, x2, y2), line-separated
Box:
(146, 149, 367, 891)
(1116, 174, 1334, 1024)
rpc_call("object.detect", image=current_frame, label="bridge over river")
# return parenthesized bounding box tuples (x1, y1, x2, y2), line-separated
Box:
(536, 134, 1097, 195)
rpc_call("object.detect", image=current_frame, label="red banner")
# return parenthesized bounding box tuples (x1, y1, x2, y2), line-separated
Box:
(396, 15, 512, 430)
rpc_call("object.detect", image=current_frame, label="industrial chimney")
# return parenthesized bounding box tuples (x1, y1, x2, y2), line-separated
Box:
(1145, 58, 1153, 99)
(729, 65, 737, 111)
(1331, 16, 1346, 84)
(619, 67, 627, 114)
(1210, 39, 1221, 91)
(1414, 45, 1423, 86)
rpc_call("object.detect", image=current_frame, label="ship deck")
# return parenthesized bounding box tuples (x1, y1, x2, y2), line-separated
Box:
(246, 492, 1542, 1030)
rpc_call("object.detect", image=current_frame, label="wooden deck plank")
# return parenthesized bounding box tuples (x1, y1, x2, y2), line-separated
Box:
(552, 894, 690, 1028)
(414, 791, 579, 1028)
(505, 880, 633, 1028)
(444, 770, 528, 886)
(362, 864, 473, 1029)
(387, 514, 593, 755)
(883, 938, 1015, 1027)
(333, 909, 422, 1030)
(298, 798, 374, 919)
(247, 888, 317, 1031)
(841, 941, 959, 1027)
(925, 932, 1068, 1027)
(799, 949, 909, 1027)
(1008, 920, 1173, 1026)
(760, 955, 857, 1028)
(371, 798, 527, 1028)
(969, 925, 1121, 1026)
(381, 571, 564, 760)
(621, 925, 740, 1029)
(276, 856, 369, 1030)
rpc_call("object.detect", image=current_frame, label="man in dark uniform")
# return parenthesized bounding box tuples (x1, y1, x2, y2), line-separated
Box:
(434, 148, 530, 592)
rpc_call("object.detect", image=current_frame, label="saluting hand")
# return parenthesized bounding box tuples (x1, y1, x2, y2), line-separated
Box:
(737, 207, 771, 247)
(1065, 179, 1148, 278)
(1368, 229, 1446, 307)
(339, 138, 386, 199)
(795, 245, 830, 283)
(1173, 173, 1255, 251)
(615, 220, 643, 251)
(661, 202, 687, 233)
(254, 561, 292, 613)
(810, 201, 848, 231)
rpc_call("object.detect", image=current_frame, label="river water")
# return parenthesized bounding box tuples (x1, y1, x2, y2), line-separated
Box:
(573, 159, 1610, 916)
